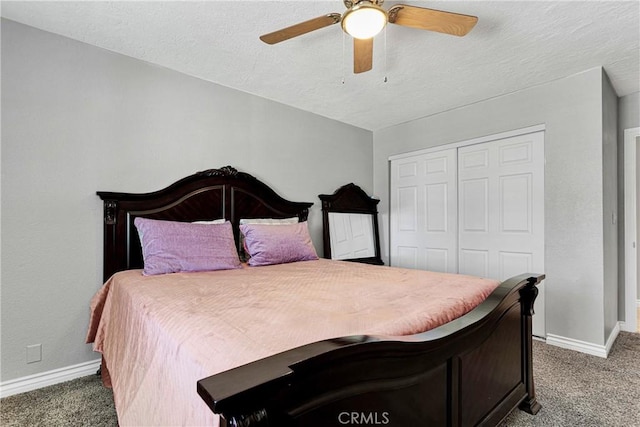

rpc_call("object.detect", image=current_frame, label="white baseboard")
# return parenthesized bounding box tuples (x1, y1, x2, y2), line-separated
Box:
(0, 359, 101, 398)
(546, 322, 620, 359)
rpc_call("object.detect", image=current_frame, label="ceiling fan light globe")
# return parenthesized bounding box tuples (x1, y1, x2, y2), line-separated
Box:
(342, 4, 388, 39)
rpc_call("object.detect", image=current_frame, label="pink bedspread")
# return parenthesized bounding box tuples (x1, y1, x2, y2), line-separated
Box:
(86, 259, 499, 426)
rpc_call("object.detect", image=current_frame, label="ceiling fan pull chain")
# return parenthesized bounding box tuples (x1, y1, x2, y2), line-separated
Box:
(341, 31, 346, 85)
(383, 26, 388, 83)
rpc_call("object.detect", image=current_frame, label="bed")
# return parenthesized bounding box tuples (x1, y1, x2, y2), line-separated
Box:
(88, 166, 544, 426)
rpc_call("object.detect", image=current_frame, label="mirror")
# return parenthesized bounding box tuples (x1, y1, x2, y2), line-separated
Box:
(319, 183, 383, 265)
(327, 212, 376, 260)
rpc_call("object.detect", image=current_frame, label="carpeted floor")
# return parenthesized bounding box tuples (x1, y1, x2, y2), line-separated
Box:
(500, 331, 640, 427)
(1, 332, 638, 427)
(0, 374, 117, 426)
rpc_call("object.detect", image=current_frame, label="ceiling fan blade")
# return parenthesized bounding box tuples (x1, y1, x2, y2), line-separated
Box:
(354, 38, 373, 74)
(388, 5, 478, 36)
(260, 13, 341, 44)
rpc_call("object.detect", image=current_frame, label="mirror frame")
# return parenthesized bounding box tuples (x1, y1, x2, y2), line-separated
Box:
(319, 183, 383, 265)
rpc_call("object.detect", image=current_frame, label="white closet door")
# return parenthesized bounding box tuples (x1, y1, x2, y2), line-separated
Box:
(458, 131, 545, 336)
(390, 149, 458, 273)
(390, 130, 545, 336)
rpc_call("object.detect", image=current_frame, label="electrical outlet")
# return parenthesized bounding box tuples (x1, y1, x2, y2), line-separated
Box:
(26, 344, 42, 364)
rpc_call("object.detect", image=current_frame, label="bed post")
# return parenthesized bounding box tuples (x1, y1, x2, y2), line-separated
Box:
(102, 199, 118, 282)
(518, 276, 542, 415)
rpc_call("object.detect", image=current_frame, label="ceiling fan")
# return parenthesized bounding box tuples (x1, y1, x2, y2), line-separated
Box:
(260, 0, 478, 74)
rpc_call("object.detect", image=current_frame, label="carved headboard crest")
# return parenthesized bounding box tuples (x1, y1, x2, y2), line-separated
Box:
(196, 166, 239, 178)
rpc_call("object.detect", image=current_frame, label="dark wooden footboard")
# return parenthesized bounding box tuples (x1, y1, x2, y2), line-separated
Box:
(197, 273, 544, 427)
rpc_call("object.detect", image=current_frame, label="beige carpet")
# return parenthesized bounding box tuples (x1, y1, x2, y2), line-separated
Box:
(0, 374, 117, 426)
(500, 331, 640, 427)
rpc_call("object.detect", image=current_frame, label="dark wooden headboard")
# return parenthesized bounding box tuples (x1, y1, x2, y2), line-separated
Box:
(97, 166, 313, 282)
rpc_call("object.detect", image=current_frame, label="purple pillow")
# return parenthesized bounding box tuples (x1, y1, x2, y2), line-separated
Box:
(134, 218, 241, 275)
(240, 222, 319, 266)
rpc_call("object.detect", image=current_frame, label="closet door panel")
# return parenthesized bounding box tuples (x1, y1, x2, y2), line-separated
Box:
(425, 183, 448, 232)
(499, 173, 532, 233)
(458, 132, 545, 336)
(391, 149, 457, 272)
(460, 178, 489, 232)
(499, 251, 532, 281)
(397, 246, 419, 269)
(459, 249, 489, 278)
(398, 187, 418, 232)
(391, 158, 420, 269)
(425, 248, 449, 273)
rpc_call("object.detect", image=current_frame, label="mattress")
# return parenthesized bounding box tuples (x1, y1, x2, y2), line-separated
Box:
(86, 259, 499, 426)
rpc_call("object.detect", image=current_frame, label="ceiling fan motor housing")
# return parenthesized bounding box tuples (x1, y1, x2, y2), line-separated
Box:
(341, 1, 389, 39)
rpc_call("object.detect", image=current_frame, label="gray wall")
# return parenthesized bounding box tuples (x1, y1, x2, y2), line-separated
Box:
(373, 67, 610, 347)
(0, 19, 373, 382)
(619, 92, 640, 134)
(602, 73, 618, 340)
(617, 92, 640, 307)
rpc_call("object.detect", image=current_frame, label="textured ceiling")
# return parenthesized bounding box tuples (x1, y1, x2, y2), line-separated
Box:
(2, 1, 638, 131)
